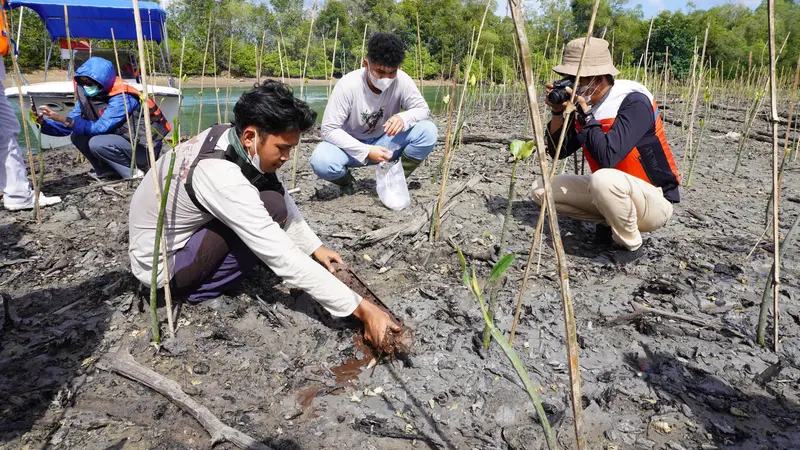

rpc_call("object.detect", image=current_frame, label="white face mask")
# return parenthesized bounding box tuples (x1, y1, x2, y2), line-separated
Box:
(367, 62, 395, 91)
(577, 78, 601, 106)
(250, 134, 265, 174)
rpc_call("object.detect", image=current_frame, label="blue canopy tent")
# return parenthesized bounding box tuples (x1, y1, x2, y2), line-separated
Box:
(7, 0, 167, 42)
(6, 0, 172, 83)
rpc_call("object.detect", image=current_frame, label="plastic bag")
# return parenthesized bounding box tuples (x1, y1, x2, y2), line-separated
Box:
(375, 160, 410, 211)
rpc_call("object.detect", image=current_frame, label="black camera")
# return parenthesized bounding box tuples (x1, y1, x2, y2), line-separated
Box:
(547, 77, 574, 105)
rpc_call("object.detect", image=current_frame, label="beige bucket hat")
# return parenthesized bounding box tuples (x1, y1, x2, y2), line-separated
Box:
(553, 37, 619, 77)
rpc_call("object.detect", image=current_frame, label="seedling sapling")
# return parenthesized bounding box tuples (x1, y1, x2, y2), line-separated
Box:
(483, 139, 534, 347)
(457, 247, 555, 450)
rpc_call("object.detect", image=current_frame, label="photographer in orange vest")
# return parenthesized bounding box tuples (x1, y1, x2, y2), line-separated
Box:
(36, 56, 171, 180)
(0, 0, 61, 210)
(536, 38, 680, 265)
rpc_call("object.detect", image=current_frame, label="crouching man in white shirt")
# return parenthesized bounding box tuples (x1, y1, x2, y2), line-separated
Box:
(128, 81, 399, 347)
(311, 32, 437, 195)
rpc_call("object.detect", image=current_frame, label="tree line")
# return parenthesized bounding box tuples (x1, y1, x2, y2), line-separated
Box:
(9, 0, 800, 83)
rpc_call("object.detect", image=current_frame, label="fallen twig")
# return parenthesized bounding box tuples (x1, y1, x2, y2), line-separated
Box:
(97, 347, 271, 450)
(611, 301, 746, 339)
(687, 208, 713, 223)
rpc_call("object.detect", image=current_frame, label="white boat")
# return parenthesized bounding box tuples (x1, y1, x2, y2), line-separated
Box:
(4, 0, 179, 149)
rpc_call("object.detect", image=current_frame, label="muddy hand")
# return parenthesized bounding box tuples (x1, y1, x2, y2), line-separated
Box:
(352, 299, 401, 349)
(313, 246, 343, 273)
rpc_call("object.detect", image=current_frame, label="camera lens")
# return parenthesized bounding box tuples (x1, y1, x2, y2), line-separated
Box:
(547, 88, 570, 105)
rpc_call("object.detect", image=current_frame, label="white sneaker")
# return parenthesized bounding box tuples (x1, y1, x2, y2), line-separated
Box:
(4, 193, 62, 211)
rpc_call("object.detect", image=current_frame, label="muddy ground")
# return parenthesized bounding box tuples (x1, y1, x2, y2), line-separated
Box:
(1, 96, 799, 450)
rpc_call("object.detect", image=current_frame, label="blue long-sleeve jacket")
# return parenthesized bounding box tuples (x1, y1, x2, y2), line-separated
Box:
(41, 57, 140, 137)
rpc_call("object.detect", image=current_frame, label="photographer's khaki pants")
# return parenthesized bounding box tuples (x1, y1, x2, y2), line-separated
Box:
(532, 168, 673, 251)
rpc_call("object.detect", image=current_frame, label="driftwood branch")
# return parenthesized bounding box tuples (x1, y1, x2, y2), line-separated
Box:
(98, 348, 271, 450)
(303, 134, 529, 147)
(610, 301, 745, 339)
(356, 175, 481, 247)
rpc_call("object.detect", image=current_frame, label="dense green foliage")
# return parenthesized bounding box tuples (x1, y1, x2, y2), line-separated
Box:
(8, 0, 800, 81)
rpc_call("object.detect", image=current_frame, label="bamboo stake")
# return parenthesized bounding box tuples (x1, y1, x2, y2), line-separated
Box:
(258, 29, 266, 84)
(509, 0, 585, 447)
(110, 29, 137, 178)
(416, 6, 424, 90)
(329, 18, 339, 97)
(763, 0, 781, 353)
(132, 0, 174, 341)
(225, 29, 233, 123)
(433, 2, 490, 241)
(359, 23, 368, 70)
(682, 24, 709, 177)
(4, 8, 40, 223)
(430, 66, 458, 243)
(643, 16, 654, 87)
(662, 46, 669, 119)
(212, 39, 221, 124)
(291, 0, 318, 190)
(197, 10, 213, 134)
(277, 37, 285, 83)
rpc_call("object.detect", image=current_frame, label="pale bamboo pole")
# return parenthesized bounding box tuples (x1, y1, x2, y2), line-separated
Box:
(329, 18, 339, 97)
(359, 23, 368, 69)
(258, 29, 266, 83)
(416, 6, 424, 90)
(757, 0, 781, 353)
(433, 2, 491, 241)
(509, 0, 586, 446)
(643, 16, 654, 87)
(110, 29, 137, 178)
(224, 28, 233, 123)
(4, 8, 40, 223)
(321, 31, 329, 96)
(212, 39, 221, 124)
(277, 37, 285, 83)
(682, 23, 709, 177)
(197, 10, 213, 134)
(132, 0, 174, 340)
(291, 0, 318, 190)
(662, 46, 669, 118)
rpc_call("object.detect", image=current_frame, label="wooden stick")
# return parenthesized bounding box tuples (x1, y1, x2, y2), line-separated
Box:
(197, 10, 213, 134)
(291, 0, 318, 190)
(224, 28, 233, 123)
(431, 65, 458, 242)
(359, 23, 368, 69)
(509, 0, 585, 447)
(132, 0, 174, 339)
(98, 348, 270, 450)
(329, 18, 339, 97)
(415, 6, 424, 90)
(643, 16, 654, 87)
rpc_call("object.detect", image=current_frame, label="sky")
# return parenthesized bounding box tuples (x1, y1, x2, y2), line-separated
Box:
(620, 0, 760, 17)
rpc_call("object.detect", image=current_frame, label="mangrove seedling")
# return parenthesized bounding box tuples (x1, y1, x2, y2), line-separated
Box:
(482, 139, 534, 348)
(457, 247, 555, 450)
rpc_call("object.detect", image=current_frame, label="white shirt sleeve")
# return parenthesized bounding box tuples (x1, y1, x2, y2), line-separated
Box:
(397, 75, 430, 130)
(283, 189, 323, 256)
(191, 160, 361, 317)
(321, 82, 371, 163)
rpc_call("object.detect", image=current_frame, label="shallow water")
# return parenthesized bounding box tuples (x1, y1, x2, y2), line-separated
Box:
(11, 84, 450, 151)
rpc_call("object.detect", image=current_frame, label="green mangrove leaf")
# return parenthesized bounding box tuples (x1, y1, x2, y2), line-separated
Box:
(488, 253, 516, 284)
(519, 140, 535, 159)
(509, 139, 524, 158)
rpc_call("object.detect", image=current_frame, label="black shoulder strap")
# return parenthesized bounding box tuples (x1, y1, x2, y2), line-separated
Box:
(185, 124, 232, 214)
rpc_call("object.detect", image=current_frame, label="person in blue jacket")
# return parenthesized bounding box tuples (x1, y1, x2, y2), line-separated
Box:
(36, 57, 171, 180)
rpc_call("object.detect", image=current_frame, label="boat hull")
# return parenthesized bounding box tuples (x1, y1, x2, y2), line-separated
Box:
(5, 81, 180, 149)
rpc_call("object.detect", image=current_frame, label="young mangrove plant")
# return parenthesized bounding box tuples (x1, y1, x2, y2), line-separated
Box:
(457, 247, 555, 450)
(482, 139, 534, 347)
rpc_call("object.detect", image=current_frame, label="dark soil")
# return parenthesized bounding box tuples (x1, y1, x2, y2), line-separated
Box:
(1, 96, 799, 450)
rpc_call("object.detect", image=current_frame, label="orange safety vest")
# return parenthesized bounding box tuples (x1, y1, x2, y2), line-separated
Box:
(1, 0, 10, 57)
(575, 80, 681, 189)
(75, 76, 172, 143)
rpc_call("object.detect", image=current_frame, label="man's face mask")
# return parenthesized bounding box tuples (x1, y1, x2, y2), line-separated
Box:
(83, 85, 102, 97)
(367, 62, 396, 92)
(250, 133, 265, 174)
(576, 77, 602, 105)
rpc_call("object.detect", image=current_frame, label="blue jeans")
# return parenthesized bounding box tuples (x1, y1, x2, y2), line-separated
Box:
(310, 120, 438, 181)
(71, 133, 160, 179)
